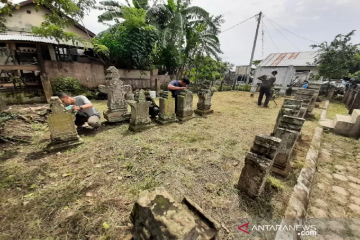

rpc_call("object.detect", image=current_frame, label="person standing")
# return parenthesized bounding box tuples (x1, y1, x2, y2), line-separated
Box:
(56, 92, 101, 130)
(257, 71, 277, 107)
(167, 78, 190, 112)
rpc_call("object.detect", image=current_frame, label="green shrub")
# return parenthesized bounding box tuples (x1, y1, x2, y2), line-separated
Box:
(211, 87, 218, 92)
(222, 86, 232, 91)
(51, 75, 84, 95)
(236, 84, 252, 92)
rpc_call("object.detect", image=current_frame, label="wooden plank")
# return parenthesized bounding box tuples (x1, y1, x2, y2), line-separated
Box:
(0, 65, 40, 71)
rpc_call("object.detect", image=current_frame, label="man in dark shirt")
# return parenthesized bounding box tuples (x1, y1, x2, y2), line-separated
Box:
(167, 78, 190, 112)
(257, 71, 277, 107)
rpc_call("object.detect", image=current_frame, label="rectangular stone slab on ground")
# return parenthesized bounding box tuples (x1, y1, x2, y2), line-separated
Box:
(130, 187, 219, 240)
(156, 91, 177, 125)
(99, 66, 132, 123)
(128, 90, 154, 132)
(47, 97, 83, 152)
(177, 90, 194, 121)
(294, 89, 316, 115)
(195, 89, 214, 116)
(272, 128, 300, 176)
(278, 115, 305, 132)
(237, 135, 281, 198)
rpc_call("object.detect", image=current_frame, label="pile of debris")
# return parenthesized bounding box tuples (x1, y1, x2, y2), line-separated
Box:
(0, 104, 49, 144)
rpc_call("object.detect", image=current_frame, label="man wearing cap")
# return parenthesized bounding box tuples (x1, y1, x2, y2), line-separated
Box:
(257, 71, 278, 107)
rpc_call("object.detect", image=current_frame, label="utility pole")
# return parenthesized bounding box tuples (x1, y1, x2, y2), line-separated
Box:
(246, 11, 262, 84)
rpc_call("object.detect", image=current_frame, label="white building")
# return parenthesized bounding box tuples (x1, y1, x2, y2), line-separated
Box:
(251, 51, 318, 95)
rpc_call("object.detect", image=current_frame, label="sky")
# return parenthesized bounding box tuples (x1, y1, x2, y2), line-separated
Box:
(15, 0, 360, 66)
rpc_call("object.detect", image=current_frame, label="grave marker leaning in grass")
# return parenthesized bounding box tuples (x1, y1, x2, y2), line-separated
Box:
(47, 96, 83, 152)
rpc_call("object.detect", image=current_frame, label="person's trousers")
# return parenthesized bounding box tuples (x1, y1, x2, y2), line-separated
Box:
(258, 86, 271, 106)
(75, 114, 100, 128)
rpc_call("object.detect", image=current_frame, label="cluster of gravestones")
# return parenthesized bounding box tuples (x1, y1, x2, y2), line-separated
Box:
(343, 87, 360, 115)
(237, 87, 320, 198)
(46, 66, 214, 152)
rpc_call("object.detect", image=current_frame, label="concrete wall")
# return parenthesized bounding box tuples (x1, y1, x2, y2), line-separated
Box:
(44, 61, 169, 90)
(44, 60, 106, 89)
(3, 4, 91, 45)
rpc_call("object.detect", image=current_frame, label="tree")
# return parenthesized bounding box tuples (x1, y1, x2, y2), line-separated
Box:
(311, 30, 360, 79)
(95, 7, 158, 69)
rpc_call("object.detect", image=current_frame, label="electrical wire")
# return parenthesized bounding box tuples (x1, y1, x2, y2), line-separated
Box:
(221, 14, 258, 33)
(261, 18, 265, 59)
(266, 17, 320, 44)
(265, 17, 302, 52)
(263, 21, 288, 65)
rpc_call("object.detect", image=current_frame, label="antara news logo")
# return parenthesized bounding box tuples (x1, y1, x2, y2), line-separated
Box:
(238, 222, 317, 237)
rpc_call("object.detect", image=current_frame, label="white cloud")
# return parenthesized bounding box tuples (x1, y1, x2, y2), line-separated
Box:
(296, 1, 304, 5)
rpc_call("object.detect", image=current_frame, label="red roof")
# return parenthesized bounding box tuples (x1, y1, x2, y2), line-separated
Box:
(17, 0, 96, 38)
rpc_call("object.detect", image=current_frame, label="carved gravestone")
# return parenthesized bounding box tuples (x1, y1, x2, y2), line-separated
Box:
(237, 134, 281, 198)
(295, 89, 317, 118)
(156, 91, 177, 125)
(272, 115, 305, 176)
(47, 96, 83, 152)
(130, 188, 219, 240)
(349, 90, 360, 114)
(346, 89, 357, 109)
(272, 99, 303, 135)
(195, 89, 214, 116)
(177, 90, 194, 121)
(0, 95, 7, 111)
(128, 90, 153, 132)
(99, 66, 132, 122)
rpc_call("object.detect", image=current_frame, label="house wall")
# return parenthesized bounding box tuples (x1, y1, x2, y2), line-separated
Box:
(3, 4, 91, 45)
(294, 66, 319, 75)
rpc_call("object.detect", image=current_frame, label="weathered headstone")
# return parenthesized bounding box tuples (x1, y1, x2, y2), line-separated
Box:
(272, 99, 303, 134)
(177, 90, 194, 121)
(237, 134, 281, 198)
(346, 89, 357, 109)
(307, 81, 322, 112)
(194, 89, 214, 116)
(349, 90, 360, 115)
(0, 95, 7, 111)
(47, 96, 83, 152)
(294, 89, 316, 117)
(128, 90, 153, 132)
(99, 66, 132, 122)
(130, 188, 219, 240)
(272, 115, 305, 176)
(156, 91, 177, 125)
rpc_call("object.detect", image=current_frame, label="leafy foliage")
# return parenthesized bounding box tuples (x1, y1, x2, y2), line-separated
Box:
(95, 7, 158, 69)
(51, 76, 84, 95)
(311, 30, 360, 79)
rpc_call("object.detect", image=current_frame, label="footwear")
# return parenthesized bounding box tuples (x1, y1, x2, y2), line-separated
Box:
(263, 105, 269, 108)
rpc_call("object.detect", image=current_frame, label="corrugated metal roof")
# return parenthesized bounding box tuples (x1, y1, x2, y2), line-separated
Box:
(0, 34, 58, 44)
(259, 51, 318, 67)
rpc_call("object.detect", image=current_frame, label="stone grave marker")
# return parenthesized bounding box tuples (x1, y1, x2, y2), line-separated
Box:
(128, 90, 153, 132)
(272, 99, 303, 135)
(272, 115, 305, 176)
(195, 89, 214, 116)
(237, 134, 281, 198)
(295, 89, 316, 118)
(47, 96, 83, 152)
(0, 95, 7, 110)
(130, 187, 219, 240)
(156, 91, 177, 125)
(177, 90, 194, 121)
(99, 66, 132, 122)
(349, 90, 360, 115)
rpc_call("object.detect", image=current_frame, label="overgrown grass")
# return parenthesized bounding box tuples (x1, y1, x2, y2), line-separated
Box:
(327, 100, 348, 119)
(0, 92, 321, 239)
